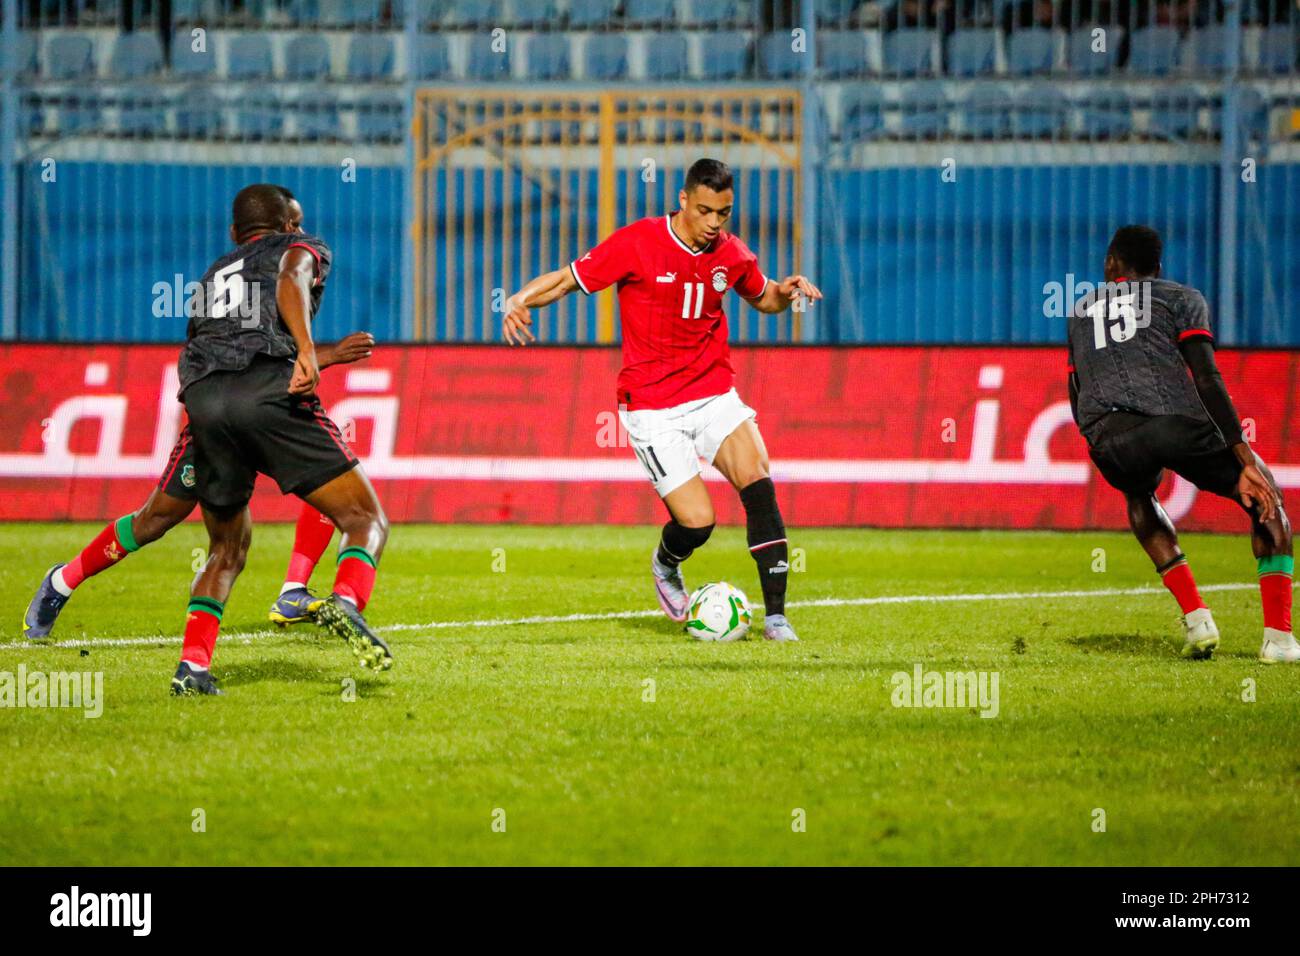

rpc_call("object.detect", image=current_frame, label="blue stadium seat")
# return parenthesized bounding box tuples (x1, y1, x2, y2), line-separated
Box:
(816, 0, 858, 25)
(567, 0, 618, 28)
(390, 0, 445, 27)
(1183, 25, 1234, 72)
(466, 33, 512, 80)
(1012, 88, 1070, 138)
(1208, 86, 1270, 143)
(318, 0, 384, 26)
(1128, 26, 1181, 75)
(946, 29, 997, 77)
(758, 32, 802, 78)
(898, 85, 949, 138)
(1, 32, 38, 78)
(883, 29, 937, 76)
(285, 34, 332, 79)
(109, 33, 163, 78)
(59, 93, 103, 133)
(174, 86, 225, 138)
(237, 95, 285, 139)
(295, 100, 342, 140)
(117, 88, 168, 136)
(46, 34, 95, 79)
(287, 0, 321, 24)
(171, 29, 215, 77)
(697, 32, 749, 79)
(347, 34, 394, 79)
(526, 35, 570, 80)
(961, 87, 1012, 138)
(1006, 29, 1055, 75)
(226, 34, 275, 80)
(685, 0, 741, 26)
(513, 0, 557, 26)
(818, 31, 868, 78)
(644, 33, 689, 80)
(24, 98, 46, 135)
(173, 0, 219, 22)
(1257, 25, 1296, 74)
(413, 34, 451, 78)
(584, 34, 628, 80)
(1078, 89, 1131, 138)
(1067, 25, 1121, 75)
(625, 0, 677, 27)
(356, 93, 404, 143)
(444, 0, 502, 27)
(839, 86, 885, 140)
(1148, 86, 1201, 140)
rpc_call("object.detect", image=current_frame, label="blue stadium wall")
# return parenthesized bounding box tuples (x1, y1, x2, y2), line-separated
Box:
(15, 160, 1300, 345)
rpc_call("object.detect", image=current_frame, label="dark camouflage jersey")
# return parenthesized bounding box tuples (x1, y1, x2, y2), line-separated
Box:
(178, 232, 331, 393)
(1067, 276, 1215, 445)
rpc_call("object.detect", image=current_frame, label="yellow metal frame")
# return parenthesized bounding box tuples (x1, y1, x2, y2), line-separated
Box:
(412, 88, 802, 343)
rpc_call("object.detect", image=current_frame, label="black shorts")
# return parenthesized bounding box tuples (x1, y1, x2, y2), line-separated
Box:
(181, 355, 359, 509)
(1089, 413, 1242, 500)
(157, 425, 199, 501)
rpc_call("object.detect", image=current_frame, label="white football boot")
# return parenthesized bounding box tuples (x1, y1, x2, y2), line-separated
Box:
(1180, 607, 1220, 659)
(1259, 628, 1300, 663)
(651, 551, 689, 623)
(763, 613, 799, 642)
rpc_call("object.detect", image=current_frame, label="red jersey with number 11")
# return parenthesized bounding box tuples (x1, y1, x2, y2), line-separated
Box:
(569, 214, 769, 411)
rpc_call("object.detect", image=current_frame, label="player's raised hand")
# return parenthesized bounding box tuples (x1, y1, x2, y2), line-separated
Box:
(503, 294, 536, 346)
(776, 274, 823, 306)
(333, 331, 375, 365)
(1237, 460, 1280, 522)
(289, 349, 320, 395)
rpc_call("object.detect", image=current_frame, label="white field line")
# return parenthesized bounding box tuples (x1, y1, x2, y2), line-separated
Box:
(0, 582, 1258, 651)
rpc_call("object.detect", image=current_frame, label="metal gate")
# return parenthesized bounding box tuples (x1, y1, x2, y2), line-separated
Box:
(413, 88, 803, 343)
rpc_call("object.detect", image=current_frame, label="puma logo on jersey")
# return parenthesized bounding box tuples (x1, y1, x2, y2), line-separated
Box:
(656, 272, 677, 283)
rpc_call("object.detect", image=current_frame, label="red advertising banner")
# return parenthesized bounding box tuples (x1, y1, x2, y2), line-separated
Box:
(0, 344, 1294, 531)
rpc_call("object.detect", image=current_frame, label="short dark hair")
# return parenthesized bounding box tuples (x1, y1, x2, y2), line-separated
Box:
(1107, 225, 1162, 276)
(232, 183, 294, 241)
(684, 158, 733, 194)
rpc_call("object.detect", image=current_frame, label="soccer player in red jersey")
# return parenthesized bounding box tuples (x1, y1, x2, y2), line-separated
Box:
(503, 158, 821, 641)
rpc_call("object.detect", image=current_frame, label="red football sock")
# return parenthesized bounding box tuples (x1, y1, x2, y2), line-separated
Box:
(1160, 559, 1206, 615)
(333, 546, 377, 611)
(284, 504, 335, 585)
(181, 597, 224, 669)
(60, 515, 140, 590)
(1258, 555, 1294, 633)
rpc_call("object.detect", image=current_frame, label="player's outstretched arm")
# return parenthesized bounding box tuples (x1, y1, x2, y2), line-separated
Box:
(278, 246, 321, 394)
(503, 266, 579, 345)
(1180, 337, 1279, 521)
(318, 331, 375, 369)
(746, 274, 824, 314)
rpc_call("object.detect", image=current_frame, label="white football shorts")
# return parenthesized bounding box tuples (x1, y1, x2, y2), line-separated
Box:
(617, 388, 757, 498)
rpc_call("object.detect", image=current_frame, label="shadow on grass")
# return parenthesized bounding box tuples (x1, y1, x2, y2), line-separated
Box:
(1069, 631, 1261, 662)
(1067, 632, 1177, 658)
(215, 657, 383, 691)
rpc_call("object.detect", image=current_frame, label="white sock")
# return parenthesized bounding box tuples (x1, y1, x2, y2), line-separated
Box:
(50, 567, 74, 597)
(338, 594, 357, 608)
(181, 661, 208, 673)
(281, 581, 307, 595)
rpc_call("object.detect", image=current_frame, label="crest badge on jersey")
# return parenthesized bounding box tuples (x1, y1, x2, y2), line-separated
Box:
(710, 266, 728, 293)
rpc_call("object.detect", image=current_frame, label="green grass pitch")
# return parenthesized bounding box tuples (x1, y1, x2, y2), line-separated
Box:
(1, 522, 1296, 866)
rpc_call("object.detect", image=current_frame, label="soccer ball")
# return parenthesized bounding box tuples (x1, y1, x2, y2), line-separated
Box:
(684, 582, 752, 642)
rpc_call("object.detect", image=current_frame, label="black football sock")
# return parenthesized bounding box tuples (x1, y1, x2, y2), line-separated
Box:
(656, 520, 714, 569)
(740, 477, 788, 615)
